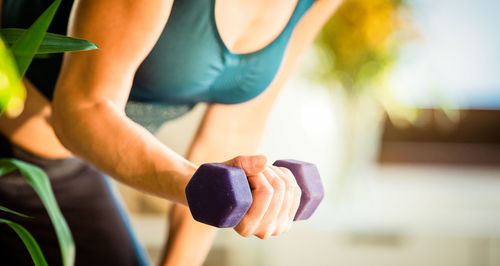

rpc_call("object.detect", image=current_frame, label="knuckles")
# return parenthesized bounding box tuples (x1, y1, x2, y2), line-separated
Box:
(278, 167, 295, 179)
(277, 167, 300, 194)
(270, 177, 285, 194)
(256, 183, 274, 197)
(233, 155, 246, 169)
(234, 164, 301, 240)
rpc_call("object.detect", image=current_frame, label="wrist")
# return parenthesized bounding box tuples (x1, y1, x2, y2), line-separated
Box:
(156, 159, 197, 205)
(179, 162, 198, 204)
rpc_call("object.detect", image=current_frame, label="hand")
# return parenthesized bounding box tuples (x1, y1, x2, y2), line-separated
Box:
(223, 155, 302, 239)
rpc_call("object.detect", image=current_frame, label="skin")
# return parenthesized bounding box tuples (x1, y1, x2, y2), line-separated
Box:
(0, 0, 342, 265)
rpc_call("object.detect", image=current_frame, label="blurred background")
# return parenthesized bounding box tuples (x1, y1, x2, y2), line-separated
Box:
(118, 0, 500, 265)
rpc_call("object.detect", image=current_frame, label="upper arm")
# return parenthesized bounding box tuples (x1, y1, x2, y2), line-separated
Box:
(53, 0, 174, 110)
(190, 0, 342, 155)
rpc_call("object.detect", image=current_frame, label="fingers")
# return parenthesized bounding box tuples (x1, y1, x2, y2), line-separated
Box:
(274, 167, 301, 233)
(234, 165, 301, 239)
(223, 155, 268, 176)
(234, 172, 273, 237)
(253, 167, 285, 239)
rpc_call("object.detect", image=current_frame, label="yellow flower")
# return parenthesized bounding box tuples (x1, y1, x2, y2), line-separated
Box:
(315, 0, 413, 92)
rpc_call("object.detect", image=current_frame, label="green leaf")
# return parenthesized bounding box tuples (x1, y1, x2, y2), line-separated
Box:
(10, 0, 62, 76)
(0, 159, 75, 266)
(0, 157, 17, 175)
(0, 205, 31, 218)
(0, 218, 48, 266)
(0, 37, 25, 116)
(1, 28, 98, 54)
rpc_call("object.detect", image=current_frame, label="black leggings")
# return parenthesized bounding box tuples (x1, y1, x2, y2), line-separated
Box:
(0, 136, 148, 266)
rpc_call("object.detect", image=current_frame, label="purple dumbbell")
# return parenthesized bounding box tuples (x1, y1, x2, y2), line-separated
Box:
(185, 159, 324, 228)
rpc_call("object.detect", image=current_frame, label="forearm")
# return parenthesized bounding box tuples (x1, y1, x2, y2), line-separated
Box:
(52, 99, 196, 204)
(162, 204, 216, 266)
(163, 103, 267, 266)
(162, 137, 232, 266)
(186, 103, 268, 161)
(48, 0, 192, 201)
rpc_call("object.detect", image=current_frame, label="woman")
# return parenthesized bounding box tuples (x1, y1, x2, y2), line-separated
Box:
(0, 0, 341, 265)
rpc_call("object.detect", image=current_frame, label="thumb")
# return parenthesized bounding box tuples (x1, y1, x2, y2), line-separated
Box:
(223, 155, 268, 176)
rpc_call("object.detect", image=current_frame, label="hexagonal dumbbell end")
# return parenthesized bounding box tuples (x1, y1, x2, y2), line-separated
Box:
(185, 163, 253, 228)
(273, 159, 324, 220)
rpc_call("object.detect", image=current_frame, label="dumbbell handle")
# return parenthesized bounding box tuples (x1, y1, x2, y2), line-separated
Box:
(185, 159, 324, 228)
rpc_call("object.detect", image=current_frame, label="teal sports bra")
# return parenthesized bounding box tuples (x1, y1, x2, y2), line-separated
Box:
(131, 0, 315, 105)
(2, 0, 314, 131)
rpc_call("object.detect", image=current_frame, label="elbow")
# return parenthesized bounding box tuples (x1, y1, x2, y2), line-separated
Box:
(50, 98, 78, 152)
(50, 95, 103, 152)
(51, 96, 121, 153)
